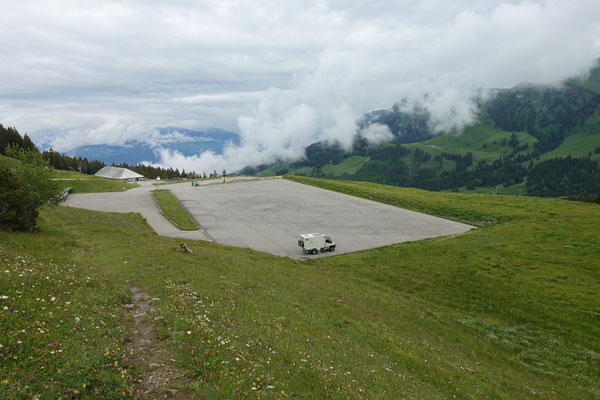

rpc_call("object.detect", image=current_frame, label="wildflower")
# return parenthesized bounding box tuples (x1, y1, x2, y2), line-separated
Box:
(0, 295, 8, 300)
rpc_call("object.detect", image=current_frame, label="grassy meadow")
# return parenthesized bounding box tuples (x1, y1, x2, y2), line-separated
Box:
(0, 155, 138, 194)
(1, 177, 599, 399)
(52, 169, 139, 193)
(256, 156, 371, 178)
(405, 123, 537, 163)
(152, 189, 198, 231)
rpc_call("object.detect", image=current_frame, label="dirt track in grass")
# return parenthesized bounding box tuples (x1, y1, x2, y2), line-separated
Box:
(124, 283, 192, 399)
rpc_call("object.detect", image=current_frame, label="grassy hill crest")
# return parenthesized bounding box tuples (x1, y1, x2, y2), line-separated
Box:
(1, 176, 599, 398)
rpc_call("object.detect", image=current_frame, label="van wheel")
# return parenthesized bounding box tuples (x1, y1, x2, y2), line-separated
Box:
(330, 246, 335, 252)
(312, 249, 318, 255)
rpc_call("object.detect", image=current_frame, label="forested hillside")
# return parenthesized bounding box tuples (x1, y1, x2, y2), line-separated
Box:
(252, 63, 600, 199)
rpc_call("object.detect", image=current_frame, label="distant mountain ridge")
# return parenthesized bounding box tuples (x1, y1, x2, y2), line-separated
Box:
(71, 127, 240, 165)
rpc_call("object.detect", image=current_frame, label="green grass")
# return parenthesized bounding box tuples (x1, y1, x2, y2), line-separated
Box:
(406, 122, 538, 163)
(0, 154, 139, 193)
(446, 181, 528, 196)
(569, 66, 600, 94)
(258, 157, 370, 178)
(0, 230, 135, 398)
(255, 163, 291, 177)
(535, 106, 600, 162)
(256, 163, 314, 177)
(538, 132, 600, 161)
(152, 189, 197, 231)
(1, 178, 599, 398)
(51, 169, 139, 193)
(320, 155, 370, 177)
(0, 154, 21, 169)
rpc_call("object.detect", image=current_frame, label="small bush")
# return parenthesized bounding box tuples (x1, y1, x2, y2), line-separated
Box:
(0, 166, 39, 231)
(1, 146, 62, 232)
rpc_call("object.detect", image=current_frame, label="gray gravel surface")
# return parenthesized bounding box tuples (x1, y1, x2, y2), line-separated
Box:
(63, 177, 474, 259)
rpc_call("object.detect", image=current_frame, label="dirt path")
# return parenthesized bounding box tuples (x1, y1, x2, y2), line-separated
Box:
(124, 283, 191, 399)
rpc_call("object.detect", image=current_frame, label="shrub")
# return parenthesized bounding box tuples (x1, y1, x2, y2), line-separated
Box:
(0, 165, 39, 231)
(0, 146, 62, 231)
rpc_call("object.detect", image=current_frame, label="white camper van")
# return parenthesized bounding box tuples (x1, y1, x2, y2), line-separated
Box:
(298, 233, 336, 254)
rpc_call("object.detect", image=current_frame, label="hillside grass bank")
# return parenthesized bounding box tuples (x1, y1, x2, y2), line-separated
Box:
(1, 178, 598, 398)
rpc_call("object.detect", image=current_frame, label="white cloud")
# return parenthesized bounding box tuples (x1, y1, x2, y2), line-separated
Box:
(360, 124, 394, 145)
(1, 0, 599, 173)
(150, 148, 230, 175)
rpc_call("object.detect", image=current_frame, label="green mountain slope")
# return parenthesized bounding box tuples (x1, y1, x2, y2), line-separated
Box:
(253, 63, 600, 198)
(569, 64, 600, 94)
(405, 112, 538, 162)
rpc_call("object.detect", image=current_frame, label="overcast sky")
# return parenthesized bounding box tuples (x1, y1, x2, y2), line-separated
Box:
(1, 0, 599, 172)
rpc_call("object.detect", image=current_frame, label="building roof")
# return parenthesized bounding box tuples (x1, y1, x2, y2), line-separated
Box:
(94, 166, 144, 180)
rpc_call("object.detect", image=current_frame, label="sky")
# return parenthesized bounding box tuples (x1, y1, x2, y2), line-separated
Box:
(1, 0, 599, 173)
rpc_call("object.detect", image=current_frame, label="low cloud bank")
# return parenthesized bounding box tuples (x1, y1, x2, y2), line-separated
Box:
(153, 1, 600, 173)
(1, 1, 598, 174)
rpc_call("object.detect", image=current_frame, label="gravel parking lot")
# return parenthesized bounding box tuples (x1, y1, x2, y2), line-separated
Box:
(170, 178, 473, 259)
(64, 178, 473, 259)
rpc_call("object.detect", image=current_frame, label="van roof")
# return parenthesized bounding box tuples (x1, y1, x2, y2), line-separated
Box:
(299, 233, 322, 239)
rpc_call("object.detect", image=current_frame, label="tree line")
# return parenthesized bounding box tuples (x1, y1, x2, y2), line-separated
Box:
(40, 149, 228, 180)
(40, 149, 201, 180)
(2, 124, 229, 180)
(285, 137, 600, 199)
(0, 124, 37, 154)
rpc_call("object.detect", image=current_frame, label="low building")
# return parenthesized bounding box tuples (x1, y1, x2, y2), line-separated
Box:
(94, 166, 145, 181)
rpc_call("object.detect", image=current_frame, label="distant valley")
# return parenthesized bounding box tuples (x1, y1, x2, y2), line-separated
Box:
(70, 127, 240, 165)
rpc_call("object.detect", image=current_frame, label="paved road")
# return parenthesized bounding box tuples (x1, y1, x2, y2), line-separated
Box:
(170, 178, 473, 258)
(63, 178, 473, 259)
(61, 178, 242, 241)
